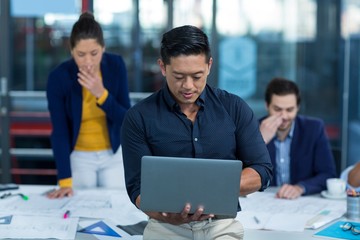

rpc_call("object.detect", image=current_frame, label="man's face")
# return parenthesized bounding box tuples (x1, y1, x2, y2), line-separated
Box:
(267, 94, 299, 132)
(158, 54, 212, 107)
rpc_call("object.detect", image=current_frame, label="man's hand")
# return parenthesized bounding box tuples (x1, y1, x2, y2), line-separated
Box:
(276, 184, 304, 199)
(47, 187, 74, 199)
(259, 115, 283, 144)
(136, 196, 214, 225)
(147, 203, 214, 225)
(348, 162, 360, 188)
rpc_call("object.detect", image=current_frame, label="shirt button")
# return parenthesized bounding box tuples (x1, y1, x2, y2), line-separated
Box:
(194, 138, 198, 141)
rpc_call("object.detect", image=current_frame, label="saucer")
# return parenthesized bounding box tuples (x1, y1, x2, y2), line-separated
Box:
(321, 190, 346, 199)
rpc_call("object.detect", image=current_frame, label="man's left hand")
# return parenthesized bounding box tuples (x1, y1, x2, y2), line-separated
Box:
(276, 184, 304, 199)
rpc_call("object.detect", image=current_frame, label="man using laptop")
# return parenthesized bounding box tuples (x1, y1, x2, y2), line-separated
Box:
(121, 25, 273, 240)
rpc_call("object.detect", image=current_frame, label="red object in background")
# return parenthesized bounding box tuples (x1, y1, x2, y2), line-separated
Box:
(8, 111, 56, 182)
(82, 0, 93, 13)
(325, 124, 340, 140)
(10, 122, 52, 137)
(9, 111, 52, 137)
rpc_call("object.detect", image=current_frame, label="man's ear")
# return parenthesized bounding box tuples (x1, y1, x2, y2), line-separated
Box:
(265, 102, 269, 111)
(207, 57, 213, 75)
(158, 59, 166, 76)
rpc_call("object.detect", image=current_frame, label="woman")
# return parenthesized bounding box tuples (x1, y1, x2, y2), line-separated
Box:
(46, 12, 131, 198)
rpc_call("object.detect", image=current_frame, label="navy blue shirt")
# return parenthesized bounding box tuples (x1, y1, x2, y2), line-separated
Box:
(121, 84, 273, 205)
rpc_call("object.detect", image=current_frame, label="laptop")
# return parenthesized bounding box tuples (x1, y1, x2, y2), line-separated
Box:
(140, 156, 242, 217)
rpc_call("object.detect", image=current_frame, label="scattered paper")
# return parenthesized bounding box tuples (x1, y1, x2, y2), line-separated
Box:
(0, 215, 78, 239)
(237, 191, 346, 232)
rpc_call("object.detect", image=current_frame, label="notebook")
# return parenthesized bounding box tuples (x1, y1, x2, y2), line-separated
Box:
(140, 156, 243, 217)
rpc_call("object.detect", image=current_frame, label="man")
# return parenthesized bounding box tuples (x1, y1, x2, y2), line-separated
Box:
(121, 25, 273, 239)
(259, 77, 337, 199)
(341, 162, 360, 191)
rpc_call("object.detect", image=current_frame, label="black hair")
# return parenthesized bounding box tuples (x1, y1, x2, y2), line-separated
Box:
(265, 77, 301, 106)
(160, 25, 211, 65)
(69, 12, 104, 49)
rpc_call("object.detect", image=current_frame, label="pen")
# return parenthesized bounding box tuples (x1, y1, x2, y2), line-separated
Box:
(254, 216, 260, 224)
(0, 192, 28, 200)
(0, 192, 11, 199)
(19, 193, 29, 200)
(63, 210, 70, 219)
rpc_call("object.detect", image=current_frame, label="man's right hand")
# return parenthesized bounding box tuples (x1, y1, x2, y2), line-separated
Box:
(259, 115, 283, 144)
(146, 203, 214, 225)
(136, 196, 214, 225)
(47, 187, 73, 199)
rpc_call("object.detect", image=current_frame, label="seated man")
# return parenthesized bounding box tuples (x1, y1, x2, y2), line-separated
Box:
(341, 162, 360, 191)
(259, 77, 337, 199)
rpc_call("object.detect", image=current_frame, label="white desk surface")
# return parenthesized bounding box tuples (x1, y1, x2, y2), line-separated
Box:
(1, 184, 348, 240)
(242, 187, 346, 240)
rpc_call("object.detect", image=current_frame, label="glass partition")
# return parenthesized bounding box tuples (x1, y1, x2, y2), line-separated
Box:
(11, 0, 80, 91)
(173, 0, 213, 29)
(7, 0, 80, 183)
(9, 0, 343, 146)
(138, 0, 168, 92)
(342, 0, 360, 167)
(216, 0, 341, 149)
(1, 0, 353, 183)
(94, 0, 169, 92)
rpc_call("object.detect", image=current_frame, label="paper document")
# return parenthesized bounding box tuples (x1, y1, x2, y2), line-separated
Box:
(0, 194, 69, 217)
(65, 190, 147, 225)
(0, 215, 78, 239)
(236, 191, 346, 232)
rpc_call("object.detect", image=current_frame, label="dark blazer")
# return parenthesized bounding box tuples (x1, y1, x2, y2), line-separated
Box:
(260, 115, 337, 195)
(46, 52, 131, 181)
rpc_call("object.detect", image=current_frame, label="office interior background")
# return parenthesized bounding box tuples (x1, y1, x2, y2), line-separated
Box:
(0, 0, 360, 184)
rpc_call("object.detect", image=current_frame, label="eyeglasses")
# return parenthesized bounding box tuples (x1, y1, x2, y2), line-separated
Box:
(340, 222, 360, 235)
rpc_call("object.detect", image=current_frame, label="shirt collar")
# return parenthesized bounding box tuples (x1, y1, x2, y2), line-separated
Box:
(163, 84, 177, 110)
(275, 119, 295, 142)
(163, 84, 206, 111)
(288, 120, 295, 138)
(197, 87, 206, 107)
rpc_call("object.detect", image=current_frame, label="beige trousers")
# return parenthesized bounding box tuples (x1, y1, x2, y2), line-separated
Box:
(143, 218, 244, 240)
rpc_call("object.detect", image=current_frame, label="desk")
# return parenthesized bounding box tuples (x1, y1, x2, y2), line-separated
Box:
(0, 184, 146, 240)
(241, 187, 347, 240)
(0, 185, 347, 240)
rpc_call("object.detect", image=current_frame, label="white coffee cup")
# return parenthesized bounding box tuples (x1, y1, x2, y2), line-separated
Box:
(326, 178, 346, 196)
